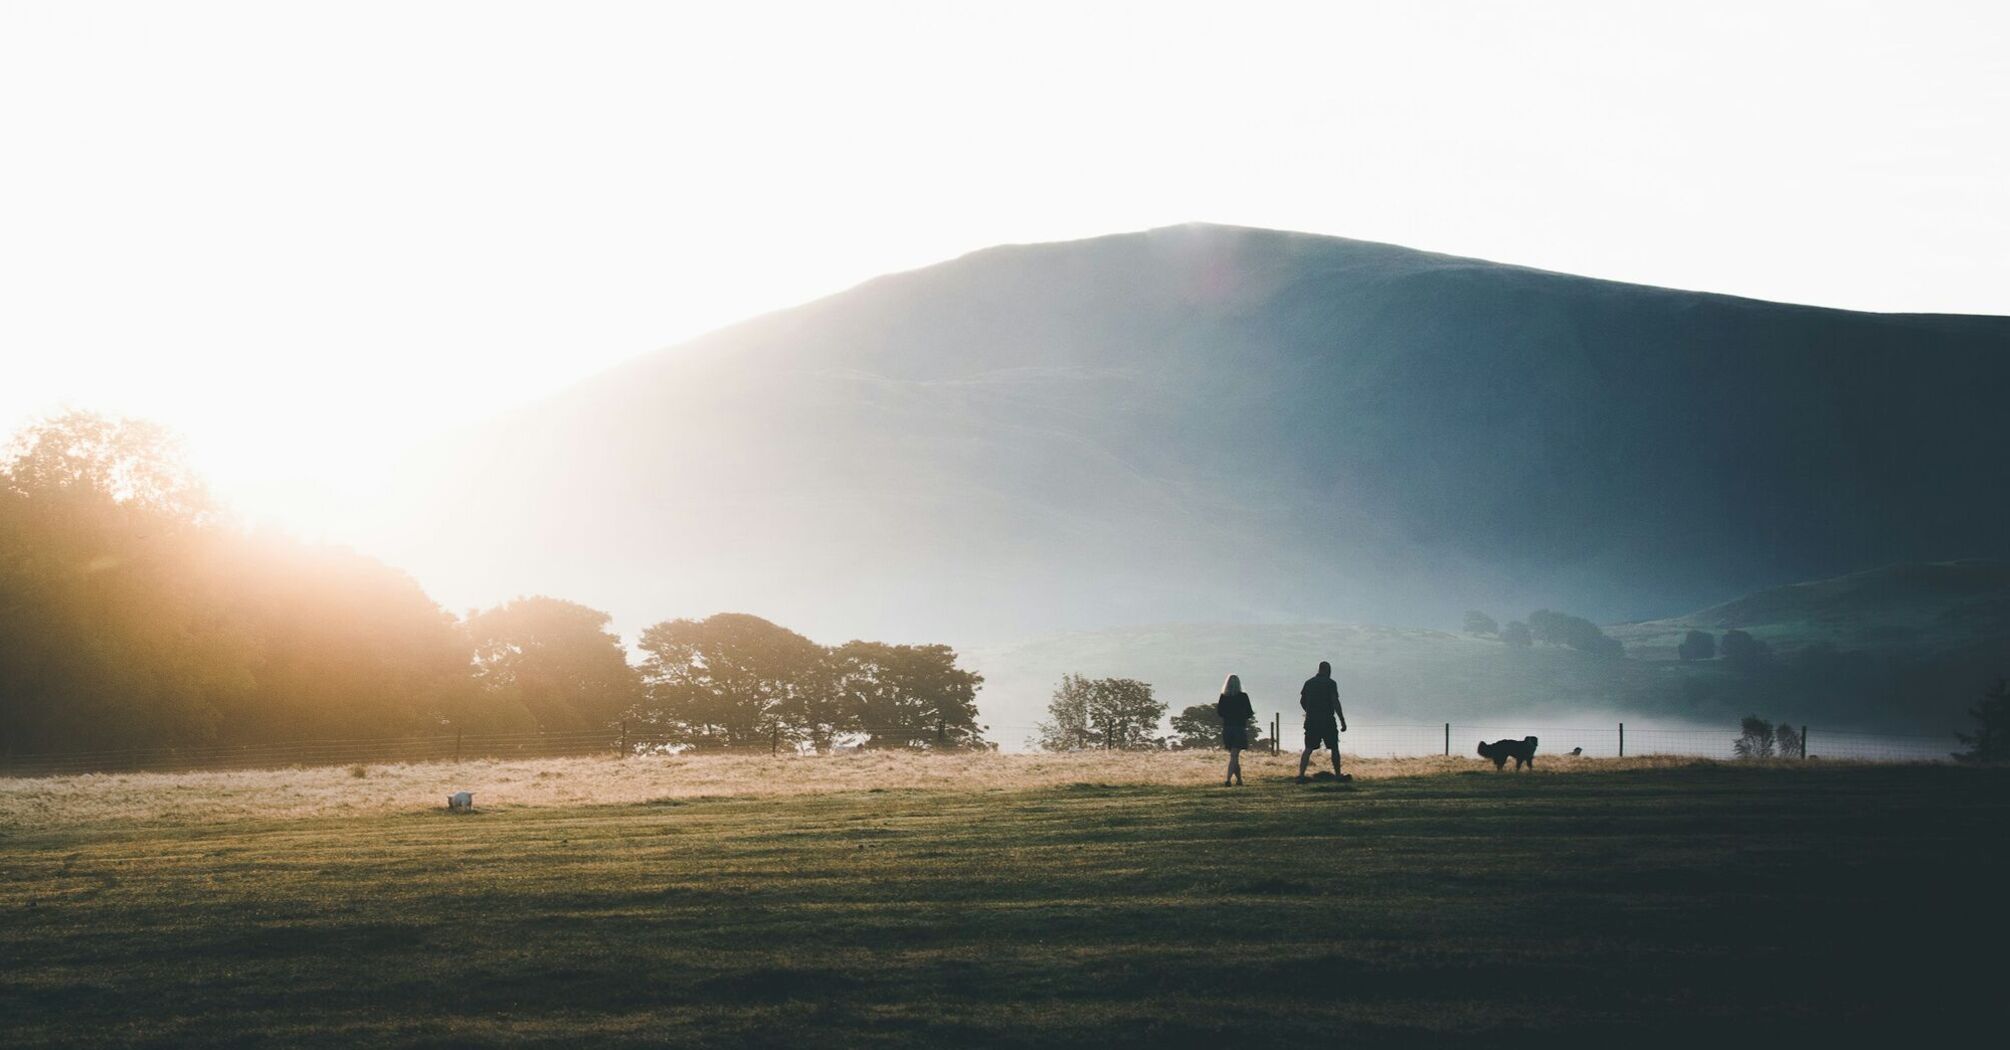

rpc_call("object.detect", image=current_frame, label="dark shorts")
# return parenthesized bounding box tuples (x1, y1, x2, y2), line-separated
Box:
(1304, 722, 1339, 752)
(1222, 723, 1249, 750)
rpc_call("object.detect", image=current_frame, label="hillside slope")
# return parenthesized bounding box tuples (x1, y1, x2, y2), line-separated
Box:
(360, 224, 2010, 645)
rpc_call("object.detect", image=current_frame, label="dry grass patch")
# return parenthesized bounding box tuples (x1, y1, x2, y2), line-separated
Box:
(1, 749, 1735, 831)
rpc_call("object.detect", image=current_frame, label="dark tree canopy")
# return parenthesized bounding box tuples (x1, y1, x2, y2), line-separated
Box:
(635, 617, 985, 752)
(1678, 629, 1717, 661)
(636, 613, 825, 750)
(1526, 609, 1624, 658)
(1954, 678, 2009, 763)
(1171, 702, 1263, 751)
(0, 414, 985, 760)
(465, 597, 640, 733)
(1501, 621, 1534, 649)
(1720, 629, 1772, 670)
(0, 412, 476, 753)
(1463, 611, 1499, 637)
(831, 640, 984, 751)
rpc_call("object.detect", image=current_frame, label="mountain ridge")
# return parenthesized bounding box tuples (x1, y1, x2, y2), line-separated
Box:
(359, 223, 2010, 649)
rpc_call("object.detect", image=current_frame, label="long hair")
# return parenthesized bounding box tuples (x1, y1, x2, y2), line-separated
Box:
(1221, 673, 1243, 697)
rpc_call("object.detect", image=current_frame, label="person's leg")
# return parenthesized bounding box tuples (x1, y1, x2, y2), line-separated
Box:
(1330, 746, 1343, 778)
(1297, 746, 1313, 781)
(1228, 747, 1242, 784)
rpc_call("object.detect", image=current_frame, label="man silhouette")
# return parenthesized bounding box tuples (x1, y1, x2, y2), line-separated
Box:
(1297, 660, 1349, 783)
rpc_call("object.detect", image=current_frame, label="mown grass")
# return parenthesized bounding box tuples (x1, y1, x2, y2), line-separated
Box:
(3, 763, 2005, 1047)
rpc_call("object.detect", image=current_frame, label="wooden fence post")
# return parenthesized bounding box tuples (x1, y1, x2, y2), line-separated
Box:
(1618, 722, 1625, 757)
(1801, 726, 1808, 760)
(1444, 723, 1450, 756)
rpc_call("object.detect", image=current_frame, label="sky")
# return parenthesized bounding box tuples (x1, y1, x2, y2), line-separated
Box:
(2, 0, 2005, 542)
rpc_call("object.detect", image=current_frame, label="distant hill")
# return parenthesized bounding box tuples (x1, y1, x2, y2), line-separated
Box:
(969, 562, 2010, 736)
(1610, 560, 2010, 659)
(359, 223, 2010, 647)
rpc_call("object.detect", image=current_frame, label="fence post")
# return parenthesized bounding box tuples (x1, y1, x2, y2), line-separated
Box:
(1444, 723, 1450, 757)
(1801, 726, 1808, 760)
(1618, 722, 1625, 758)
(1272, 714, 1280, 755)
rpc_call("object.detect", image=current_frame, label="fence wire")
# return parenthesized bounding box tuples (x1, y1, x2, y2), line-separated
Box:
(0, 719, 1970, 778)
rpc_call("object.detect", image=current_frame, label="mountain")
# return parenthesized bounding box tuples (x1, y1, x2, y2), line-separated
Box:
(969, 562, 2010, 737)
(359, 223, 2010, 647)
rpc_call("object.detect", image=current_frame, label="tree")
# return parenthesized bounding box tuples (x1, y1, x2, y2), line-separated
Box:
(466, 597, 640, 733)
(1501, 621, 1533, 649)
(1035, 675, 1167, 751)
(0, 413, 479, 753)
(1171, 703, 1263, 751)
(1733, 715, 1777, 759)
(830, 640, 984, 750)
(1036, 674, 1093, 751)
(2, 411, 210, 519)
(1954, 677, 2010, 763)
(636, 613, 824, 750)
(1775, 722, 1804, 758)
(1088, 677, 1166, 750)
(1721, 630, 1772, 670)
(1463, 611, 1498, 637)
(1677, 629, 1716, 661)
(1526, 609, 1624, 658)
(1528, 609, 1569, 647)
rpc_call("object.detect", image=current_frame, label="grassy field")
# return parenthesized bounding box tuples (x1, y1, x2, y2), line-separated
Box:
(3, 756, 2005, 1047)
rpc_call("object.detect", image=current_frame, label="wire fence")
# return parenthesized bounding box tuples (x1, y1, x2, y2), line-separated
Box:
(0, 717, 1970, 778)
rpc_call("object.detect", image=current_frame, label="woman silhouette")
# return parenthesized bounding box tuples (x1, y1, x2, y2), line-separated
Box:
(1216, 673, 1255, 786)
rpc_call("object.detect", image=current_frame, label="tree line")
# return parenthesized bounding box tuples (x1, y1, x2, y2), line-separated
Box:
(1464, 608, 1624, 657)
(0, 413, 983, 755)
(1031, 673, 1269, 752)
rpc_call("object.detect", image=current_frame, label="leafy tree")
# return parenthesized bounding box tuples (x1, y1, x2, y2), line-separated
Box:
(1526, 609, 1624, 658)
(1171, 703, 1263, 751)
(1036, 675, 1167, 751)
(1463, 611, 1498, 637)
(636, 613, 824, 750)
(1088, 677, 1166, 750)
(1528, 609, 1569, 647)
(1733, 715, 1777, 759)
(1677, 629, 1716, 661)
(466, 597, 640, 733)
(830, 640, 984, 750)
(1036, 674, 1095, 751)
(1501, 621, 1533, 649)
(1954, 677, 2010, 763)
(1775, 721, 1804, 758)
(228, 535, 479, 740)
(0, 412, 478, 753)
(1721, 630, 1772, 670)
(2, 411, 210, 519)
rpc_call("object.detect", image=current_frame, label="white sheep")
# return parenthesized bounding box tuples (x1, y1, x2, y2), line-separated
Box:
(447, 791, 474, 813)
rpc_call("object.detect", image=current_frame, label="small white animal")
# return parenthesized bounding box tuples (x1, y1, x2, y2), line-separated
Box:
(447, 791, 474, 813)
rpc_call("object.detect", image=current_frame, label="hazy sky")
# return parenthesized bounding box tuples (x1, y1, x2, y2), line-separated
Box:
(3, 0, 2005, 538)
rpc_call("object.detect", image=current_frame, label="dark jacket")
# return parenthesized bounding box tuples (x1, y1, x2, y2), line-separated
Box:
(1300, 676, 1342, 725)
(1216, 691, 1254, 725)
